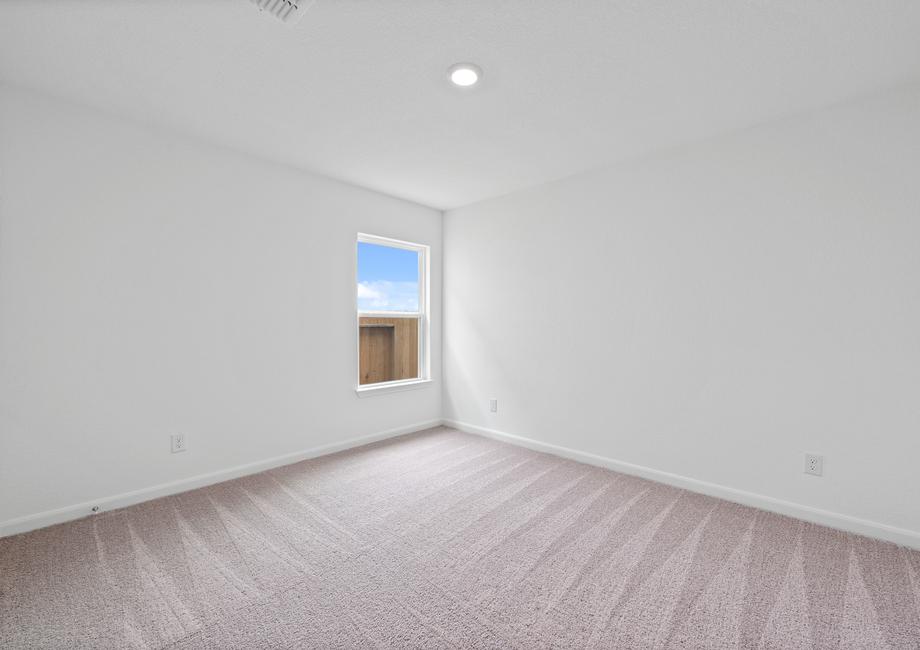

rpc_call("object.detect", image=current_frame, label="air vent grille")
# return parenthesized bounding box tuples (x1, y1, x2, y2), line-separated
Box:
(249, 0, 308, 25)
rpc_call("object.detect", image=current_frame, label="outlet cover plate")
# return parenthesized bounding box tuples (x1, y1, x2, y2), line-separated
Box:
(171, 434, 187, 453)
(804, 453, 823, 476)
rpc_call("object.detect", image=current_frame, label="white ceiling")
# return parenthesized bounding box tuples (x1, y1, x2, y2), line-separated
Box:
(1, 1, 919, 210)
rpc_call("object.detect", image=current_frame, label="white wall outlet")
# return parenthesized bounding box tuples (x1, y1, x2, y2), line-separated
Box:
(489, 398, 498, 413)
(804, 453, 823, 476)
(171, 434, 187, 453)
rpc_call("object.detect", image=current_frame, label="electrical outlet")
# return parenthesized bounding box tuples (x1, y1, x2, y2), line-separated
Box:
(489, 399, 498, 413)
(804, 453, 823, 476)
(171, 434, 187, 454)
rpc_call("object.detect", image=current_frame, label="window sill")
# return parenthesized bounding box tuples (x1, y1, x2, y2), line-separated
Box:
(355, 378, 432, 397)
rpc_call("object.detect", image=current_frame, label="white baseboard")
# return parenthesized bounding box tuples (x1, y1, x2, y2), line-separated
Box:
(443, 419, 920, 551)
(8, 417, 917, 550)
(0, 419, 442, 538)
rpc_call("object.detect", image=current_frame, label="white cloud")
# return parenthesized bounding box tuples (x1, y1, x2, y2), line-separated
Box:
(357, 281, 419, 311)
(357, 283, 384, 301)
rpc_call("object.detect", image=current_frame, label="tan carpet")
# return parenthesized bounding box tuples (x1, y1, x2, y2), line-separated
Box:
(1, 426, 918, 648)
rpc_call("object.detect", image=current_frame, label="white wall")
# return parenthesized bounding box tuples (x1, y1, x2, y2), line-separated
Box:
(0, 85, 441, 529)
(444, 84, 920, 540)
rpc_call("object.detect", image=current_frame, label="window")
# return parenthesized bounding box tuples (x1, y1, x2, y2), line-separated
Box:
(356, 233, 429, 390)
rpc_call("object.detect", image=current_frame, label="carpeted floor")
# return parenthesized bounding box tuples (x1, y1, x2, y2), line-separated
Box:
(1, 427, 918, 649)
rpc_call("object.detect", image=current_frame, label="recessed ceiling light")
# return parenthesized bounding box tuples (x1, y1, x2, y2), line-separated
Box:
(448, 63, 482, 88)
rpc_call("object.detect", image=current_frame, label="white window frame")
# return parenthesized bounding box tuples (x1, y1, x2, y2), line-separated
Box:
(355, 233, 430, 395)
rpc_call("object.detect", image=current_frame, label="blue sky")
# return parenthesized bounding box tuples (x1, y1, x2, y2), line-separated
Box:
(357, 242, 419, 311)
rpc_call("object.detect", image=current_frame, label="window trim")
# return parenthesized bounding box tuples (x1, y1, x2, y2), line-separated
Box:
(355, 233, 430, 393)
(355, 378, 432, 397)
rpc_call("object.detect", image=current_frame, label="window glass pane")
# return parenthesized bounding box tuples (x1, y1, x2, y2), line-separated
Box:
(357, 242, 419, 312)
(359, 315, 419, 384)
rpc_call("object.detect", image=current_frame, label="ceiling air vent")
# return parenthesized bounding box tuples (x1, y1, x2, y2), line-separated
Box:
(249, 0, 309, 25)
